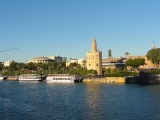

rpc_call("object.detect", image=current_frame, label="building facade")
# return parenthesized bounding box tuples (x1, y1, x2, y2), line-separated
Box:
(48, 55, 62, 63)
(3, 60, 15, 67)
(86, 38, 102, 75)
(66, 58, 86, 68)
(28, 56, 54, 63)
(102, 57, 125, 69)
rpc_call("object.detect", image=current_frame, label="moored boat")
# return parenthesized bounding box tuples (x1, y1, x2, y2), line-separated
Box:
(46, 74, 82, 82)
(18, 74, 44, 81)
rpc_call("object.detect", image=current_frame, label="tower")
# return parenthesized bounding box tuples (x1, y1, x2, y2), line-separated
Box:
(91, 37, 97, 52)
(152, 41, 156, 49)
(86, 37, 102, 75)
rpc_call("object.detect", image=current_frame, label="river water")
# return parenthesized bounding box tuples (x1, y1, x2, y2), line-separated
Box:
(0, 81, 160, 120)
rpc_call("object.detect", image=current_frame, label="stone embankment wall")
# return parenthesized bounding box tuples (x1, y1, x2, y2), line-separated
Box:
(125, 75, 160, 84)
(83, 77, 125, 83)
(83, 75, 160, 84)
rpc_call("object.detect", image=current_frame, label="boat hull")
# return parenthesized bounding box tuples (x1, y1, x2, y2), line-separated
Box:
(47, 80, 74, 82)
(19, 79, 43, 81)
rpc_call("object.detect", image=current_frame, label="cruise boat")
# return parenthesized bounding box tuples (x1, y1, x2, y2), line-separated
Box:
(0, 74, 7, 80)
(18, 74, 45, 81)
(46, 74, 82, 82)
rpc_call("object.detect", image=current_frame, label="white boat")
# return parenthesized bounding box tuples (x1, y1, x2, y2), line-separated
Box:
(18, 74, 44, 81)
(46, 74, 81, 82)
(0, 74, 7, 80)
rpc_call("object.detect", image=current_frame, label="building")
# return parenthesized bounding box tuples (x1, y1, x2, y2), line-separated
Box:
(66, 58, 86, 68)
(48, 55, 62, 63)
(125, 42, 158, 69)
(78, 59, 86, 68)
(102, 57, 125, 69)
(3, 60, 15, 67)
(28, 56, 54, 63)
(124, 55, 156, 69)
(86, 37, 102, 75)
(62, 57, 67, 62)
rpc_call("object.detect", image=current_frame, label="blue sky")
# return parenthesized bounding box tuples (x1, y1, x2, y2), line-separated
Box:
(0, 0, 160, 63)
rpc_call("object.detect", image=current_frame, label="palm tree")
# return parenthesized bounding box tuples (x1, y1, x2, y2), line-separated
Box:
(108, 49, 112, 58)
(124, 52, 130, 59)
(82, 60, 87, 68)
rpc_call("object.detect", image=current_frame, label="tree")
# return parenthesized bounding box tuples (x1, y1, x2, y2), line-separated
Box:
(157, 56, 160, 63)
(124, 52, 130, 59)
(125, 58, 145, 69)
(146, 48, 160, 64)
(82, 60, 86, 68)
(108, 49, 112, 58)
(27, 62, 37, 71)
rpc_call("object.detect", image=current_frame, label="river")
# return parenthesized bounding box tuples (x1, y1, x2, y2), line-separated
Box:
(0, 81, 160, 120)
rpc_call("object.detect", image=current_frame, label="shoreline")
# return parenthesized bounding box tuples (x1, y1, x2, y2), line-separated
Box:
(83, 75, 160, 84)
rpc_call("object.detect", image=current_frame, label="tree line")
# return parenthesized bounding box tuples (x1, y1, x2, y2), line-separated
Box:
(0, 62, 97, 76)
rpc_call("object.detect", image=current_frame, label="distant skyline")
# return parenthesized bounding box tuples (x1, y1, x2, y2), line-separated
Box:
(0, 0, 160, 63)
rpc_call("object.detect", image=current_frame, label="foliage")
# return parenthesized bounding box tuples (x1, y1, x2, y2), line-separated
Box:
(0, 64, 3, 71)
(103, 68, 138, 77)
(124, 52, 130, 58)
(125, 58, 145, 69)
(149, 69, 160, 75)
(108, 49, 112, 58)
(0, 61, 98, 76)
(146, 48, 160, 64)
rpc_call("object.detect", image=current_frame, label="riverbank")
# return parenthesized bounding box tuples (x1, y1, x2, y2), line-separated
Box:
(83, 75, 160, 84)
(4, 74, 160, 84)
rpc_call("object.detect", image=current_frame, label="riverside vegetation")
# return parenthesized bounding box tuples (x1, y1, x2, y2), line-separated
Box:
(0, 48, 160, 77)
(0, 60, 160, 78)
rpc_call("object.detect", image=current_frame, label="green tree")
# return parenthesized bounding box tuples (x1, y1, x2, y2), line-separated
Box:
(125, 58, 145, 69)
(146, 48, 160, 64)
(157, 56, 160, 62)
(108, 49, 112, 58)
(124, 52, 130, 59)
(27, 62, 37, 71)
(0, 63, 3, 71)
(10, 62, 19, 71)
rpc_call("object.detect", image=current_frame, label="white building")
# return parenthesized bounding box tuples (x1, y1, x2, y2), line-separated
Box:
(48, 55, 62, 63)
(3, 60, 15, 67)
(66, 58, 86, 67)
(28, 56, 54, 63)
